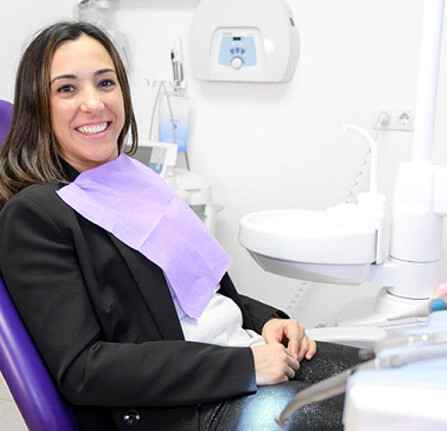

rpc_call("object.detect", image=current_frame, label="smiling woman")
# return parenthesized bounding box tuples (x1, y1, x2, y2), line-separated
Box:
(0, 22, 137, 204)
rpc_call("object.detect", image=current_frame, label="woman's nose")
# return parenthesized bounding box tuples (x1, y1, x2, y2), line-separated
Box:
(80, 88, 105, 114)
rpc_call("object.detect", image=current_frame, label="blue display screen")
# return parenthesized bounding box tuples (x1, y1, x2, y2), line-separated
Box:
(218, 36, 257, 67)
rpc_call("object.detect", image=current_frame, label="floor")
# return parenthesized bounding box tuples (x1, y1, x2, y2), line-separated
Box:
(0, 372, 27, 430)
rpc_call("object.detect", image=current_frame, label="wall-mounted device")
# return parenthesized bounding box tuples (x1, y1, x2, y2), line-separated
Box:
(189, 0, 299, 82)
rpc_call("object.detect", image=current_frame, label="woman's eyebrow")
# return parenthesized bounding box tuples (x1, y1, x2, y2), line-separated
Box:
(50, 74, 77, 85)
(50, 69, 117, 85)
(95, 68, 117, 77)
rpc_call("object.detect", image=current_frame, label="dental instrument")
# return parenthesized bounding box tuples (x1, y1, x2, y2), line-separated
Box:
(189, 0, 299, 82)
(158, 81, 191, 160)
(171, 47, 184, 89)
(276, 337, 447, 428)
(387, 294, 447, 321)
(358, 329, 447, 361)
(344, 311, 447, 431)
(148, 39, 191, 168)
(144, 42, 218, 233)
(342, 124, 378, 196)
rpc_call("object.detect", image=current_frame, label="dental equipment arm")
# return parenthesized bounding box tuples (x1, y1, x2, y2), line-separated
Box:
(276, 336, 447, 428)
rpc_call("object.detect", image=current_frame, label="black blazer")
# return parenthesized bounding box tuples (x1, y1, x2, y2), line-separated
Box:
(0, 167, 283, 431)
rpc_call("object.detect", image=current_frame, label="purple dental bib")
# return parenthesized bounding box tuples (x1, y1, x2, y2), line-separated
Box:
(56, 153, 231, 319)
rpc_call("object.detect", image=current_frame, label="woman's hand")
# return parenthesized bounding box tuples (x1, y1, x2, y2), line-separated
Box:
(261, 318, 317, 362)
(250, 344, 300, 386)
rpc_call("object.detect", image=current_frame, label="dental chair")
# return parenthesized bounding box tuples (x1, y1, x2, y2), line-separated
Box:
(0, 100, 12, 143)
(0, 99, 78, 430)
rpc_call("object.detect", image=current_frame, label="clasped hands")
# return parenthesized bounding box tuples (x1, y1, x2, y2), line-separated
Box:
(251, 318, 317, 386)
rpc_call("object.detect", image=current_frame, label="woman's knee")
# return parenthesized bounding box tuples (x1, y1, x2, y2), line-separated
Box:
(295, 342, 360, 383)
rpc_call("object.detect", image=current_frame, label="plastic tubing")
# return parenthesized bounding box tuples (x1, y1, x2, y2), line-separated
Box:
(342, 123, 378, 195)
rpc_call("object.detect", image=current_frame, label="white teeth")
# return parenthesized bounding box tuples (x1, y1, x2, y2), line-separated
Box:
(77, 122, 108, 135)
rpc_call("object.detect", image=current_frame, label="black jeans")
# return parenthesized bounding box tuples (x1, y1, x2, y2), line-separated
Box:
(199, 342, 360, 431)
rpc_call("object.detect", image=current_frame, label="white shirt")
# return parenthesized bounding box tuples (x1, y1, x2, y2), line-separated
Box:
(172, 287, 266, 348)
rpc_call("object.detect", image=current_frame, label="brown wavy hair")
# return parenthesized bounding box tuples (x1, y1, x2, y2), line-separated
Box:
(0, 21, 138, 205)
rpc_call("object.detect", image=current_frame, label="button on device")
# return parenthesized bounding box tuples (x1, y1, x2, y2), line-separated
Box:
(231, 57, 243, 70)
(123, 410, 141, 426)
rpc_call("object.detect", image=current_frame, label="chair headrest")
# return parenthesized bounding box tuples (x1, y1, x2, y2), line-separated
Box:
(0, 100, 13, 146)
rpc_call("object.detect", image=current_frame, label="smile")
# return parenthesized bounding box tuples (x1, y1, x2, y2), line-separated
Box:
(76, 122, 110, 135)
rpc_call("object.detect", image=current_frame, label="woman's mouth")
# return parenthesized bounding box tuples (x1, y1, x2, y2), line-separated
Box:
(76, 122, 110, 135)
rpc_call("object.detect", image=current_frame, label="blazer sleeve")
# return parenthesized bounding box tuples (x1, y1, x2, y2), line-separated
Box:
(0, 187, 257, 408)
(239, 294, 290, 334)
(219, 273, 290, 334)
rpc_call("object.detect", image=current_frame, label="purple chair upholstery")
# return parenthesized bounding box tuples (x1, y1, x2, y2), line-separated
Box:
(0, 99, 78, 430)
(0, 99, 13, 143)
(0, 275, 78, 430)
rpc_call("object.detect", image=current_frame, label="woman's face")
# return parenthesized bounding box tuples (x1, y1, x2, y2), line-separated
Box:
(49, 34, 125, 172)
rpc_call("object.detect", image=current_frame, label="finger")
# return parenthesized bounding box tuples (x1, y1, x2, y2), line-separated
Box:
(304, 338, 317, 360)
(279, 374, 290, 383)
(277, 343, 295, 359)
(286, 338, 298, 360)
(297, 336, 309, 362)
(285, 355, 300, 371)
(263, 330, 279, 345)
(285, 322, 304, 359)
(262, 320, 282, 344)
(284, 365, 296, 380)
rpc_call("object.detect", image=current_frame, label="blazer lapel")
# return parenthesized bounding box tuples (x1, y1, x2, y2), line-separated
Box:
(107, 233, 184, 341)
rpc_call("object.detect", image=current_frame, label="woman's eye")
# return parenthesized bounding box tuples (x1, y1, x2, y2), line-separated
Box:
(57, 85, 75, 94)
(99, 79, 115, 88)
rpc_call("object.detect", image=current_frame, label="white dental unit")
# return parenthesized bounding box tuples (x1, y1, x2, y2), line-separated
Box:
(239, 0, 447, 337)
(189, 0, 299, 82)
(235, 0, 447, 429)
